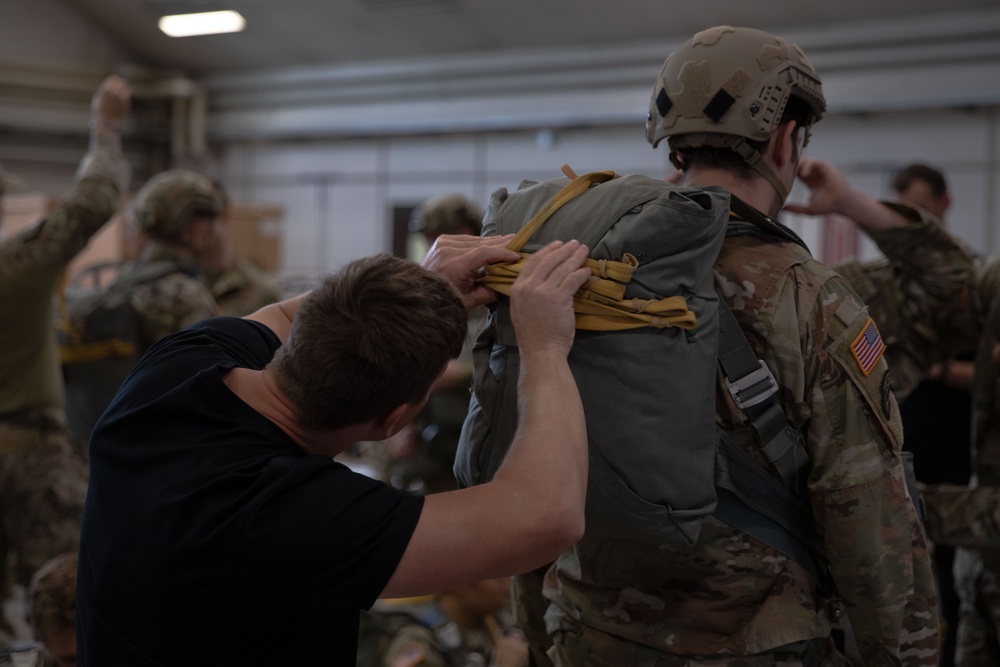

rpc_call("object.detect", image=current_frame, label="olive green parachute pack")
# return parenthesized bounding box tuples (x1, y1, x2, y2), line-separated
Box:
(455, 166, 831, 590)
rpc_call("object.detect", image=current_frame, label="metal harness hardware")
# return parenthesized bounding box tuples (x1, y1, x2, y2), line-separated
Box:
(725, 359, 778, 409)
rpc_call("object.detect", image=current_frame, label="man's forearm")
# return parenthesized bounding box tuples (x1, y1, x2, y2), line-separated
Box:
(838, 189, 910, 233)
(491, 349, 587, 559)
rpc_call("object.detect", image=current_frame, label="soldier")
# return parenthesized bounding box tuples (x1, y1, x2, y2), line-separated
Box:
(60, 169, 224, 443)
(381, 194, 488, 494)
(124, 169, 224, 345)
(0, 76, 130, 646)
(822, 163, 977, 402)
(512, 26, 939, 666)
(921, 255, 1000, 665)
(803, 161, 975, 666)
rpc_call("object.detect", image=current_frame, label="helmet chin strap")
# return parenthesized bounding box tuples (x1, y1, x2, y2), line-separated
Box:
(667, 133, 789, 204)
(723, 136, 789, 203)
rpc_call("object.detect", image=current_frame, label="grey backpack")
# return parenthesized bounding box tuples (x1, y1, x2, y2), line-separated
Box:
(455, 168, 832, 588)
(455, 168, 731, 545)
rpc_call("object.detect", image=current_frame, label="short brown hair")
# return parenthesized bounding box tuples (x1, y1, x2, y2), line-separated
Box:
(28, 552, 77, 638)
(271, 254, 467, 431)
(891, 163, 948, 199)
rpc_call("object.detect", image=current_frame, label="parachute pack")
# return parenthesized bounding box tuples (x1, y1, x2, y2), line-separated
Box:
(455, 166, 830, 588)
(59, 260, 195, 442)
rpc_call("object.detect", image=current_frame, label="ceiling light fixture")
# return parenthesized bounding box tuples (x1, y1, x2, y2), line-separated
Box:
(158, 10, 246, 37)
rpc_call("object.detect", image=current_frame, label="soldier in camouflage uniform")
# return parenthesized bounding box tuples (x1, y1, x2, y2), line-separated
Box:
(380, 194, 488, 494)
(513, 26, 939, 666)
(0, 76, 130, 643)
(828, 199, 976, 402)
(122, 170, 223, 346)
(919, 256, 1000, 665)
(815, 163, 975, 667)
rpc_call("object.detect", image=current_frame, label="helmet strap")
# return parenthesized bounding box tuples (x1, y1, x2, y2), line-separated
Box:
(724, 136, 789, 203)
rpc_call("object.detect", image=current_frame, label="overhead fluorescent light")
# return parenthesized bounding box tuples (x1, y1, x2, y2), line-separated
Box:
(158, 10, 246, 37)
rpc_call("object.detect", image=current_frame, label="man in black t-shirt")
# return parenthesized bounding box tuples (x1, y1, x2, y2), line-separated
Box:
(77, 235, 593, 666)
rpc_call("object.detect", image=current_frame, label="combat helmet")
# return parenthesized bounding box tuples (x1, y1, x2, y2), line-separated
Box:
(646, 25, 826, 201)
(134, 170, 223, 240)
(410, 193, 483, 238)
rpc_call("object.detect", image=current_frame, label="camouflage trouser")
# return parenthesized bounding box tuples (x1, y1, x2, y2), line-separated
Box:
(954, 550, 1000, 666)
(545, 625, 847, 667)
(0, 409, 88, 607)
(513, 566, 555, 667)
(513, 565, 849, 667)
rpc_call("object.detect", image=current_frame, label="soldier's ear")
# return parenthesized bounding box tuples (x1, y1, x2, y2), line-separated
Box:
(771, 121, 799, 170)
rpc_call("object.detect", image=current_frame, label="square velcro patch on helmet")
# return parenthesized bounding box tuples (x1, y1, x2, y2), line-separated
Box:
(703, 89, 736, 123)
(656, 88, 673, 118)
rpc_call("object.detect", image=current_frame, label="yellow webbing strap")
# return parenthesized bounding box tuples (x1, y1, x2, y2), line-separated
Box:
(60, 338, 136, 365)
(480, 165, 697, 332)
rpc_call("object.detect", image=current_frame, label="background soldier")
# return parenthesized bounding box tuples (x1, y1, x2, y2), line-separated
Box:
(60, 169, 224, 443)
(125, 169, 224, 345)
(0, 75, 130, 647)
(380, 193, 487, 494)
(812, 161, 976, 667)
(922, 255, 1000, 665)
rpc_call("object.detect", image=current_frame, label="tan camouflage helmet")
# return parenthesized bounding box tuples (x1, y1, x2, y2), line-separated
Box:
(410, 193, 483, 237)
(134, 169, 223, 240)
(646, 26, 826, 200)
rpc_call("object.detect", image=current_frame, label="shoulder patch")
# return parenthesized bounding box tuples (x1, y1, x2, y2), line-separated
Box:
(850, 317, 886, 376)
(833, 298, 862, 327)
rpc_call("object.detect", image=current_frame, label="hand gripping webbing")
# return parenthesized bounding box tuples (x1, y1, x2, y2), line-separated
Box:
(478, 165, 697, 332)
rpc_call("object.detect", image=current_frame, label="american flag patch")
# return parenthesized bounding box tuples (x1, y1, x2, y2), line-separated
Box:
(851, 317, 885, 376)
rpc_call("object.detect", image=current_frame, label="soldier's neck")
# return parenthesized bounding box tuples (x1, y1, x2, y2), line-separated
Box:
(684, 166, 784, 219)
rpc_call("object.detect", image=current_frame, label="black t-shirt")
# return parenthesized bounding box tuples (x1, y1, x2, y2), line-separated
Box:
(77, 317, 424, 666)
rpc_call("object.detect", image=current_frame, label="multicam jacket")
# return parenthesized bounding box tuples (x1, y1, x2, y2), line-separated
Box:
(209, 257, 280, 317)
(834, 203, 978, 402)
(540, 204, 939, 666)
(126, 243, 219, 348)
(0, 145, 126, 416)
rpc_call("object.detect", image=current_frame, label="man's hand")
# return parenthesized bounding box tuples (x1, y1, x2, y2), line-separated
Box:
(422, 234, 520, 308)
(91, 75, 131, 125)
(785, 157, 910, 232)
(783, 157, 856, 217)
(509, 240, 590, 360)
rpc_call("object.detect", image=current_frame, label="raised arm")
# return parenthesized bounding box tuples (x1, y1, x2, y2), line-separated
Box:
(787, 157, 977, 399)
(1, 76, 131, 272)
(380, 240, 591, 598)
(784, 157, 911, 231)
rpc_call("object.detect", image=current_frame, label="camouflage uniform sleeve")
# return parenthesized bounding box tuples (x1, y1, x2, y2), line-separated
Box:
(129, 274, 219, 347)
(794, 272, 939, 665)
(834, 203, 977, 400)
(922, 485, 1000, 548)
(0, 176, 121, 274)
